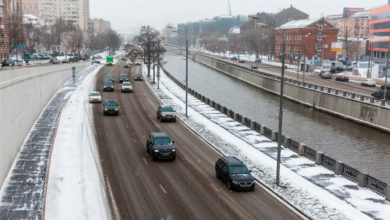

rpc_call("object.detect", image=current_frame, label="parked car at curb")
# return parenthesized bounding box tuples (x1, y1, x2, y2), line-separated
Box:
(103, 81, 114, 91)
(146, 132, 176, 161)
(119, 74, 129, 83)
(215, 156, 255, 191)
(121, 82, 133, 93)
(335, 74, 349, 82)
(134, 73, 143, 81)
(103, 99, 119, 115)
(157, 105, 176, 122)
(361, 79, 376, 87)
(89, 91, 102, 103)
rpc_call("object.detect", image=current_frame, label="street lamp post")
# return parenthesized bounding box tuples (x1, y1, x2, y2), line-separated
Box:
(276, 30, 286, 186)
(168, 25, 189, 117)
(248, 15, 260, 62)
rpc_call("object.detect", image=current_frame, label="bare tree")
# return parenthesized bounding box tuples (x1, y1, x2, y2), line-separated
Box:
(134, 26, 160, 77)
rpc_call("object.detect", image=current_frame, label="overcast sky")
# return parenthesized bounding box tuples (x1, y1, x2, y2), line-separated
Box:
(90, 0, 387, 32)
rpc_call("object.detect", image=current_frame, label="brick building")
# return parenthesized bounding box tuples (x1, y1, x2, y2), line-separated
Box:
(274, 18, 339, 62)
(0, 0, 9, 60)
(22, 0, 39, 17)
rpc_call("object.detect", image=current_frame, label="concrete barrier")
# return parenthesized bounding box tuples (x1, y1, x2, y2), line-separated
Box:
(335, 161, 343, 175)
(358, 172, 368, 187)
(387, 186, 390, 201)
(298, 143, 305, 156)
(0, 62, 88, 187)
(315, 151, 323, 165)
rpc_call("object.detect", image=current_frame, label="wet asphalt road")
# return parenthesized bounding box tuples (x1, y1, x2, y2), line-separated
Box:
(92, 62, 306, 220)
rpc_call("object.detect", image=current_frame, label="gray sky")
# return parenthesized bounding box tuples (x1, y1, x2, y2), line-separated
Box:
(90, 0, 386, 32)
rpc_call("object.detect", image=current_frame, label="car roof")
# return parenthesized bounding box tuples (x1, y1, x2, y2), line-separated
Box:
(220, 156, 244, 166)
(105, 99, 117, 103)
(90, 91, 100, 94)
(150, 132, 169, 138)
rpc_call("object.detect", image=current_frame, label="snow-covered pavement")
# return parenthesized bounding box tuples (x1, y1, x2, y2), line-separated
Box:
(44, 65, 110, 220)
(146, 66, 390, 220)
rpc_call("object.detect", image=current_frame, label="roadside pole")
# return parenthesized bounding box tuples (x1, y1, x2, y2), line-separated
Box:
(385, 42, 390, 100)
(72, 66, 76, 85)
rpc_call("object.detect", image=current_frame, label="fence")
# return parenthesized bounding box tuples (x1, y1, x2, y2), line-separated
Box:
(160, 65, 389, 200)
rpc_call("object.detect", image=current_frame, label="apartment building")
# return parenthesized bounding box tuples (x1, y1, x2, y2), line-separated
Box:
(88, 18, 111, 35)
(22, 0, 39, 17)
(39, 0, 89, 31)
(0, 0, 9, 60)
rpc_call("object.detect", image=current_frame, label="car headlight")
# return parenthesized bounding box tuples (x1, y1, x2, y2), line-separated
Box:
(104, 108, 108, 111)
(232, 180, 239, 185)
(154, 149, 159, 152)
(104, 86, 107, 88)
(115, 109, 118, 111)
(172, 149, 176, 152)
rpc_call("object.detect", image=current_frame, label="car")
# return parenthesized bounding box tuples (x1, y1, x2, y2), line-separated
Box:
(68, 56, 79, 63)
(1, 59, 16, 67)
(119, 74, 129, 83)
(50, 57, 61, 64)
(230, 57, 237, 61)
(62, 58, 69, 63)
(215, 156, 255, 191)
(121, 82, 133, 93)
(221, 56, 228, 59)
(134, 73, 143, 81)
(123, 63, 130, 68)
(105, 75, 114, 83)
(91, 59, 101, 64)
(250, 64, 258, 69)
(319, 70, 332, 79)
(371, 89, 390, 99)
(361, 79, 376, 87)
(330, 61, 345, 73)
(146, 132, 176, 161)
(89, 91, 102, 103)
(157, 105, 176, 122)
(238, 59, 245, 63)
(103, 81, 114, 91)
(335, 74, 349, 82)
(121, 56, 126, 61)
(103, 99, 119, 115)
(380, 84, 390, 90)
(135, 60, 142, 65)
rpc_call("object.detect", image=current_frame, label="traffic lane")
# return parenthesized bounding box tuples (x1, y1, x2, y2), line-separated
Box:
(94, 64, 244, 219)
(205, 53, 377, 96)
(127, 65, 305, 220)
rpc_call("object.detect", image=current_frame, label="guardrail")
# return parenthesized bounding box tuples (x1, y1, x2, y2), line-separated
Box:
(160, 65, 390, 201)
(196, 52, 390, 109)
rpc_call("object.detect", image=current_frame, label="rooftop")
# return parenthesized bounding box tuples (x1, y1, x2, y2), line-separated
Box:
(277, 18, 317, 29)
(350, 11, 370, 18)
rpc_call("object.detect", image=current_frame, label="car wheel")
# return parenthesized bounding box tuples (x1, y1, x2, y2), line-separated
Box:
(250, 185, 255, 192)
(157, 114, 160, 119)
(171, 156, 176, 161)
(152, 155, 158, 161)
(216, 171, 220, 179)
(227, 181, 232, 190)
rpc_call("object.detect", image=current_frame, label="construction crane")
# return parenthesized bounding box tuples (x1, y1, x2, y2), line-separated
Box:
(227, 0, 232, 16)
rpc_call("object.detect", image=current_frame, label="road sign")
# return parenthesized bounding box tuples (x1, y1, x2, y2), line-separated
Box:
(330, 57, 334, 61)
(331, 42, 343, 52)
(345, 57, 349, 61)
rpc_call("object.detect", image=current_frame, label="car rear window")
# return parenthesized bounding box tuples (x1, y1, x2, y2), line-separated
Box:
(90, 93, 100, 96)
(153, 137, 172, 145)
(229, 166, 249, 174)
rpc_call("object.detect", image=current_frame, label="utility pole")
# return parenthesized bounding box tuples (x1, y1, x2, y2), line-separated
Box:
(356, 25, 360, 63)
(276, 31, 286, 186)
(367, 42, 372, 78)
(185, 27, 189, 117)
(157, 40, 161, 89)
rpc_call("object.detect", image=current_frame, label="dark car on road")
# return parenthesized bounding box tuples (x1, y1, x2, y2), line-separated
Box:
(319, 70, 332, 79)
(1, 59, 16, 67)
(119, 74, 129, 83)
(250, 64, 258, 69)
(103, 100, 119, 115)
(134, 73, 143, 81)
(157, 105, 176, 122)
(371, 89, 390, 99)
(123, 63, 130, 68)
(335, 74, 349, 82)
(146, 132, 176, 161)
(103, 81, 114, 91)
(215, 156, 255, 191)
(231, 57, 237, 61)
(105, 74, 114, 83)
(238, 59, 245, 63)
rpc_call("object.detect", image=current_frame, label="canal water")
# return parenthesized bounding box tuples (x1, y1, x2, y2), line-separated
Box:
(163, 51, 390, 183)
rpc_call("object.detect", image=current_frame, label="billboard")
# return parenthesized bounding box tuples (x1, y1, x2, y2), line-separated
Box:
(331, 42, 343, 52)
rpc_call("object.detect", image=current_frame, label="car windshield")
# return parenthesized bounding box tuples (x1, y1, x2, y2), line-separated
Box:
(104, 81, 113, 86)
(161, 106, 174, 112)
(105, 101, 117, 107)
(106, 75, 113, 79)
(90, 92, 100, 96)
(123, 82, 131, 86)
(153, 137, 172, 145)
(229, 166, 249, 174)
(136, 74, 141, 77)
(120, 75, 128, 78)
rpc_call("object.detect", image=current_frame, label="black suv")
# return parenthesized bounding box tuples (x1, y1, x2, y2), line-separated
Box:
(105, 75, 114, 83)
(371, 89, 390, 99)
(103, 81, 114, 91)
(215, 156, 255, 191)
(119, 74, 129, 83)
(146, 132, 176, 161)
(103, 100, 119, 115)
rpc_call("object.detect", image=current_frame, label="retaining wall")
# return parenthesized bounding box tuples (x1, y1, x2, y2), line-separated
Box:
(0, 62, 89, 187)
(191, 52, 390, 133)
(161, 65, 390, 201)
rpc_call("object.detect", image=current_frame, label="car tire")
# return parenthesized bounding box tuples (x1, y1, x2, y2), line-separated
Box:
(227, 181, 232, 190)
(152, 155, 158, 161)
(173, 118, 177, 122)
(250, 185, 255, 192)
(216, 171, 220, 179)
(146, 145, 150, 153)
(171, 156, 176, 161)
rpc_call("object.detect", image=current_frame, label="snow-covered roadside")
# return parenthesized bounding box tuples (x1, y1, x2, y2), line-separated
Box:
(144, 66, 390, 220)
(45, 65, 111, 220)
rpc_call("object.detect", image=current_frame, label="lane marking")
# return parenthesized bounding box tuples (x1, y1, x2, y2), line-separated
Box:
(211, 184, 220, 192)
(159, 184, 167, 194)
(133, 138, 136, 143)
(142, 157, 148, 165)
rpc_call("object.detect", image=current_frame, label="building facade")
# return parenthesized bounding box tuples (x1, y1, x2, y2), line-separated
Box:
(0, 0, 9, 60)
(88, 18, 110, 35)
(39, 0, 89, 31)
(370, 4, 390, 60)
(274, 18, 339, 62)
(338, 11, 370, 39)
(22, 0, 39, 17)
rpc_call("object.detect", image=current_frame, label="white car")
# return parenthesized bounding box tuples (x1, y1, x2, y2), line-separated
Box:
(121, 82, 133, 93)
(361, 79, 376, 87)
(89, 91, 102, 103)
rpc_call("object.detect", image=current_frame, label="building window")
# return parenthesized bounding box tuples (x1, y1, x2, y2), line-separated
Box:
(319, 25, 323, 30)
(316, 44, 322, 52)
(317, 34, 323, 41)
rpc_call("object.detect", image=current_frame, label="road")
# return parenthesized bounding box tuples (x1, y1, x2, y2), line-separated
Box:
(92, 62, 306, 219)
(200, 52, 379, 96)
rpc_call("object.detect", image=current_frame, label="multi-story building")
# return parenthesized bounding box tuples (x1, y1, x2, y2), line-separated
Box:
(22, 0, 39, 17)
(88, 18, 111, 35)
(338, 11, 371, 39)
(39, 0, 89, 31)
(370, 4, 390, 61)
(0, 0, 9, 60)
(274, 18, 339, 62)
